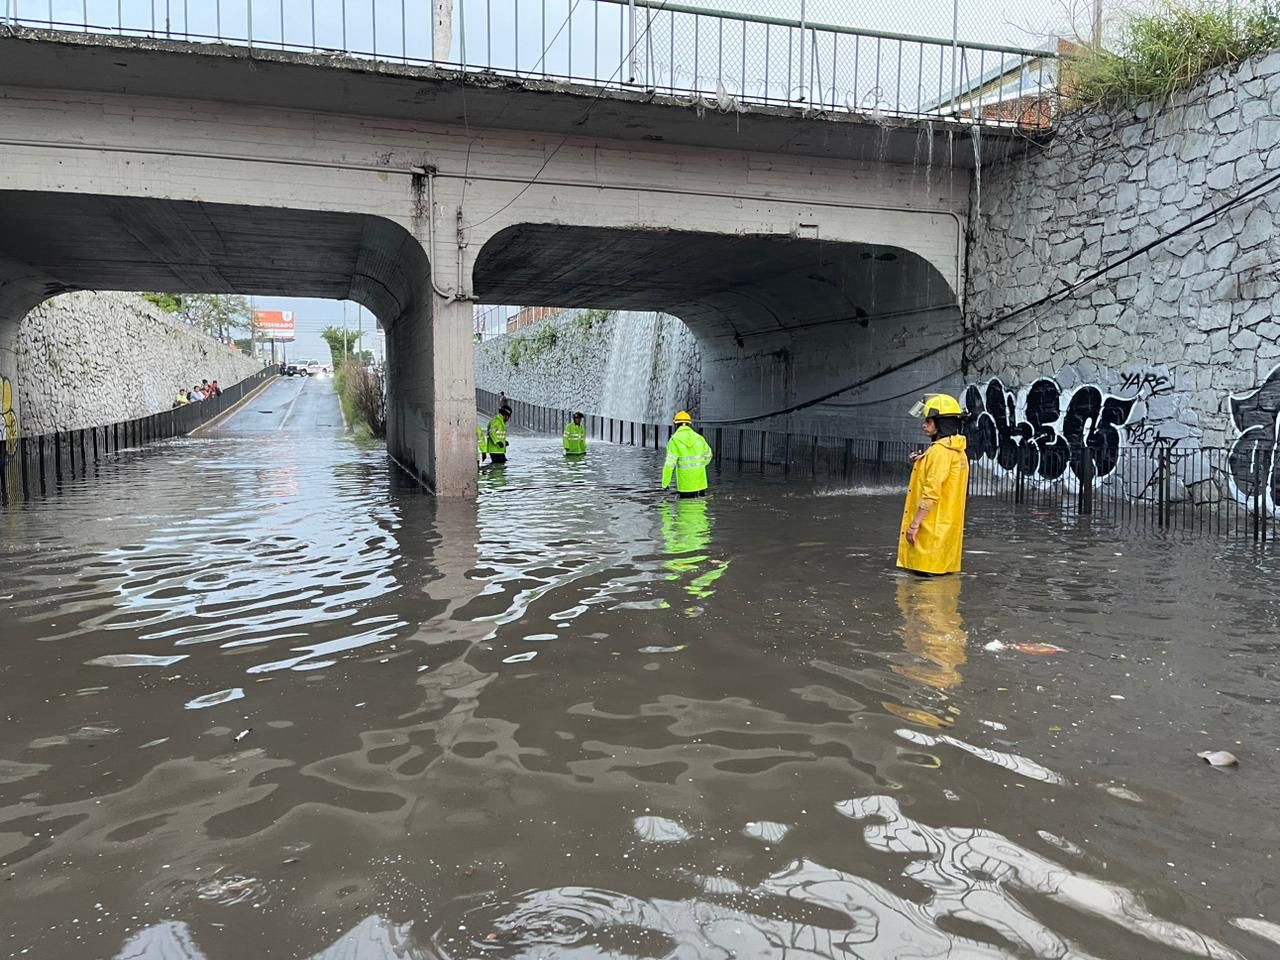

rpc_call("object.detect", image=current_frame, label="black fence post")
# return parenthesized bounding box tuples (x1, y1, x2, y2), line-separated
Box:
(843, 438, 853, 482)
(783, 433, 792, 476)
(758, 430, 766, 472)
(714, 427, 722, 464)
(21, 436, 31, 500)
(875, 440, 885, 483)
(1077, 444, 1094, 515)
(810, 435, 818, 477)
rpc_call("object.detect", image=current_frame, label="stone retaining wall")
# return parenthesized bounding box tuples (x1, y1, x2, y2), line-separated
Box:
(966, 51, 1280, 449)
(475, 309, 701, 423)
(13, 292, 262, 436)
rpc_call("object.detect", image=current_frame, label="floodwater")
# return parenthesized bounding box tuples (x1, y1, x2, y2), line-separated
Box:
(2, 378, 1280, 960)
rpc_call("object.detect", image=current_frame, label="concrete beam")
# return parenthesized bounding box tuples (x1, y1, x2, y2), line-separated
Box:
(0, 29, 1038, 167)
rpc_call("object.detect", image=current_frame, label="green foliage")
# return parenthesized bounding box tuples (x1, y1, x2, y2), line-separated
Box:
(507, 323, 561, 367)
(574, 308, 612, 334)
(1065, 0, 1280, 108)
(142, 292, 184, 313)
(334, 362, 386, 438)
(321, 326, 363, 366)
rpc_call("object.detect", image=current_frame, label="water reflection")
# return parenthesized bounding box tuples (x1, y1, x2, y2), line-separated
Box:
(661, 498, 730, 606)
(891, 575, 968, 689)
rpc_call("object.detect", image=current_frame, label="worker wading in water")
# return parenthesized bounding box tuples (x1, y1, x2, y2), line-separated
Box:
(661, 411, 713, 498)
(563, 412, 587, 456)
(898, 394, 969, 575)
(485, 405, 512, 465)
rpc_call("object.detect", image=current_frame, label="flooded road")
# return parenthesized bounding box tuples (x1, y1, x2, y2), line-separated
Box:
(2, 380, 1279, 959)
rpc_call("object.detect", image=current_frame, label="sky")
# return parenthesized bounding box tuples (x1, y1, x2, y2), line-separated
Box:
(251, 296, 385, 366)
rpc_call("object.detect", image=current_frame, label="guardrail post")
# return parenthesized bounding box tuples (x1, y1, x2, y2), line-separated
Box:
(1076, 444, 1094, 515)
(1162, 447, 1173, 529)
(875, 440, 885, 482)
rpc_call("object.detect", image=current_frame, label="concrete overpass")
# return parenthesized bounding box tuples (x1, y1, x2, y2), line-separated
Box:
(0, 26, 1035, 496)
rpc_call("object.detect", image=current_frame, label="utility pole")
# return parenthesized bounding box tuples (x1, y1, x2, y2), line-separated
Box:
(357, 306, 364, 365)
(1092, 0, 1103, 47)
(342, 302, 349, 364)
(433, 0, 452, 61)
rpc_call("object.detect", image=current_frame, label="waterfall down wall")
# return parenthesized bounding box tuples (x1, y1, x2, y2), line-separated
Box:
(475, 310, 701, 422)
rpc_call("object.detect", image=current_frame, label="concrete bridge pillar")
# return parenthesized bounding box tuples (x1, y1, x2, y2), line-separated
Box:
(385, 291, 477, 499)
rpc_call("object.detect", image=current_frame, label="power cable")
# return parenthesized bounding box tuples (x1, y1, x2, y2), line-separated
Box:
(699, 165, 1280, 425)
(462, 0, 674, 234)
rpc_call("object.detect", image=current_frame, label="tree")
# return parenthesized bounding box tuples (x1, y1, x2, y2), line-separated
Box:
(141, 292, 252, 342)
(321, 326, 362, 365)
(181, 294, 253, 342)
(142, 292, 184, 313)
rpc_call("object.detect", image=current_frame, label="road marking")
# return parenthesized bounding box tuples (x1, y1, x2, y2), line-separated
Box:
(278, 379, 304, 431)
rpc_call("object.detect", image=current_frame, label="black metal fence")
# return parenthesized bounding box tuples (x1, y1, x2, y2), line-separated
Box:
(1, 368, 275, 506)
(478, 389, 1273, 542)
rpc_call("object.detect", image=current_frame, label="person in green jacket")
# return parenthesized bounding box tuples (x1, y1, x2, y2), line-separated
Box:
(563, 411, 587, 456)
(661, 410, 713, 497)
(477, 418, 488, 465)
(486, 405, 511, 464)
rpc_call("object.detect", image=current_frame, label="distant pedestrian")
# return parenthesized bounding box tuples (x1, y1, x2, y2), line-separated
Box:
(485, 405, 512, 465)
(498, 391, 509, 410)
(898, 394, 969, 575)
(187, 385, 204, 402)
(661, 410, 713, 498)
(209, 380, 222, 398)
(563, 412, 587, 456)
(173, 390, 190, 407)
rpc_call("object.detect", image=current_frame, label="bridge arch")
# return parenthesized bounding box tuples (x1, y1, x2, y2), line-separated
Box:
(0, 189, 469, 492)
(473, 223, 962, 436)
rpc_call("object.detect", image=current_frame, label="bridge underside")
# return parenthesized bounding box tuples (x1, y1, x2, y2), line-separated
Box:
(475, 225, 963, 436)
(0, 189, 472, 496)
(0, 191, 423, 321)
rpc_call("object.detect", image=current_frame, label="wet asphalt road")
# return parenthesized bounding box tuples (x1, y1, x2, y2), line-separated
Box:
(1, 409, 1279, 959)
(217, 374, 343, 435)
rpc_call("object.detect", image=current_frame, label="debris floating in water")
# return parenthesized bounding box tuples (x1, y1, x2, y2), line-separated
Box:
(502, 651, 538, 664)
(184, 688, 245, 710)
(1197, 750, 1239, 767)
(983, 641, 1007, 652)
(1013, 642, 1065, 655)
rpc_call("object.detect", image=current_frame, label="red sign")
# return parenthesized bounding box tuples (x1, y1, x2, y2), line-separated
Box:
(255, 310, 295, 341)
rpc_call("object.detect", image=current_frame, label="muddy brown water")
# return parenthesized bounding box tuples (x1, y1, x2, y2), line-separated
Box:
(2, 416, 1279, 959)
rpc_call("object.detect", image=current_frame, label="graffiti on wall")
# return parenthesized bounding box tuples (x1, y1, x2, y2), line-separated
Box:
(1227, 365, 1280, 510)
(0, 376, 17, 456)
(962, 377, 1137, 482)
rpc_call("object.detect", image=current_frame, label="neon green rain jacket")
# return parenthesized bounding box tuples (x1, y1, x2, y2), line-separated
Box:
(563, 421, 587, 455)
(485, 414, 508, 456)
(662, 425, 713, 493)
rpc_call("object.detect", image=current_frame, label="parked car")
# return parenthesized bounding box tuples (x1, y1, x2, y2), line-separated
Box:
(285, 363, 301, 376)
(304, 360, 322, 376)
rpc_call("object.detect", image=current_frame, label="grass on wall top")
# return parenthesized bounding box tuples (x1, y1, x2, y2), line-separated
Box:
(1065, 0, 1280, 108)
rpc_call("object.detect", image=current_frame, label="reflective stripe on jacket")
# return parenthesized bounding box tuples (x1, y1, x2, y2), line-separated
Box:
(485, 415, 508, 455)
(563, 422, 587, 455)
(662, 425, 713, 493)
(897, 435, 969, 575)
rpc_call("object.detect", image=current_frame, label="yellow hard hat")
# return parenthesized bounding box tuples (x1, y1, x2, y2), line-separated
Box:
(909, 393, 963, 418)
(673, 410, 693, 424)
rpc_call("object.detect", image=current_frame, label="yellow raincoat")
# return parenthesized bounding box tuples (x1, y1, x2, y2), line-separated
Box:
(897, 435, 969, 575)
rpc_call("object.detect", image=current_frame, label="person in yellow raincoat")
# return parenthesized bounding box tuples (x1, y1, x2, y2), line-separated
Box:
(898, 394, 969, 575)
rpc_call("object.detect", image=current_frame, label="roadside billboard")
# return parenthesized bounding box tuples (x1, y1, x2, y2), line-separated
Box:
(254, 310, 296, 342)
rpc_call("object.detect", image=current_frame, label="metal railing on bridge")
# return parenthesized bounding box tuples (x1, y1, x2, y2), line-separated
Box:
(478, 389, 1275, 543)
(0, 367, 275, 505)
(3, 0, 1059, 127)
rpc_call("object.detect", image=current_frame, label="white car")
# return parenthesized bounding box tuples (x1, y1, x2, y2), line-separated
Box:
(304, 360, 322, 376)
